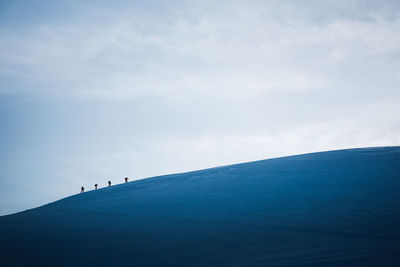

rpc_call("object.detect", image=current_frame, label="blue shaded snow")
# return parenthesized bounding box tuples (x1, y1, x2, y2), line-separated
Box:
(0, 147, 400, 266)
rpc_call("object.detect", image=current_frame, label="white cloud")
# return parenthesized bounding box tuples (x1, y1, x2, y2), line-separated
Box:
(1, 1, 399, 100)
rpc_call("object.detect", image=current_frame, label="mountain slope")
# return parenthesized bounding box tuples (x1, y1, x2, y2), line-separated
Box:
(1, 147, 400, 266)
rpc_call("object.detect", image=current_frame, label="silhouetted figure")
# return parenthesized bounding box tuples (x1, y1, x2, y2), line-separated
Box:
(125, 177, 128, 183)
(108, 180, 111, 187)
(81, 186, 85, 193)
(95, 184, 98, 190)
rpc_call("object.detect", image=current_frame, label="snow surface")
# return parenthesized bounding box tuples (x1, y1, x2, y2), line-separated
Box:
(1, 147, 400, 266)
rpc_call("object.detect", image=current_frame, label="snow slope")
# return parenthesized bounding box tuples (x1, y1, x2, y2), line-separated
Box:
(0, 147, 400, 266)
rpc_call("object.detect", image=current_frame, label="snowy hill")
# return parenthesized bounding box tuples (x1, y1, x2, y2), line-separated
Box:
(1, 147, 400, 266)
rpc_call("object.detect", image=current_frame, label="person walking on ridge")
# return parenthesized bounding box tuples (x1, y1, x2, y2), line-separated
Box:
(95, 184, 98, 190)
(125, 177, 128, 183)
(81, 186, 85, 193)
(108, 180, 111, 187)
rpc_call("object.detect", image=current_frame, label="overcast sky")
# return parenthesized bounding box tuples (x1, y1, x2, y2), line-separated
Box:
(1, 0, 399, 215)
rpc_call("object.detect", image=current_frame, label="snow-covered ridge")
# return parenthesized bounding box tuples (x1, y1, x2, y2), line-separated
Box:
(1, 146, 399, 266)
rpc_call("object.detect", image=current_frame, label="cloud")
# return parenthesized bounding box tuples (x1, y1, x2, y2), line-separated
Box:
(1, 0, 399, 101)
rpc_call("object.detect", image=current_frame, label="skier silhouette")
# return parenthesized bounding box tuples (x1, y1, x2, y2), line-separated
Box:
(81, 186, 85, 193)
(95, 184, 98, 190)
(108, 180, 111, 187)
(125, 177, 128, 183)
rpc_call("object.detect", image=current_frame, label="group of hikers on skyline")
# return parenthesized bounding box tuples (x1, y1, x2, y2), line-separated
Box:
(80, 177, 129, 193)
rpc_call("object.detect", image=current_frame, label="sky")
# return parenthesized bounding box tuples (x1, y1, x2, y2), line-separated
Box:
(1, 0, 399, 215)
